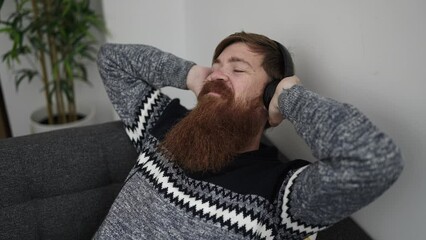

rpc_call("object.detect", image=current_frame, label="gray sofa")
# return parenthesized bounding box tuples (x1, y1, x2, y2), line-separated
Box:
(0, 121, 372, 240)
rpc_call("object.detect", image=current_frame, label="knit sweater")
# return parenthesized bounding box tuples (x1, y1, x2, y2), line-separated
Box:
(93, 44, 403, 240)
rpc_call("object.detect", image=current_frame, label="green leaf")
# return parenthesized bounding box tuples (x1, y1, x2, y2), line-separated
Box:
(0, 27, 13, 34)
(14, 69, 39, 90)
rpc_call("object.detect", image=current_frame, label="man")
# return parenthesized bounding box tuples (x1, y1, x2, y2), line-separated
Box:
(93, 32, 403, 239)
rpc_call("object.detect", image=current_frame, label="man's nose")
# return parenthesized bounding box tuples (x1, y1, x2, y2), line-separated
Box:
(207, 69, 229, 82)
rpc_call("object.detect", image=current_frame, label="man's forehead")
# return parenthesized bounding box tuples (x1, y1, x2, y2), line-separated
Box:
(214, 43, 264, 67)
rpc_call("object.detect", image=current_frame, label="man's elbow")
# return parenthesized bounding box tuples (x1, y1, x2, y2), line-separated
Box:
(368, 144, 404, 194)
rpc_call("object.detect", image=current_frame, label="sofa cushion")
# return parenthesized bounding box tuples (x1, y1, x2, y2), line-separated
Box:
(0, 184, 123, 240)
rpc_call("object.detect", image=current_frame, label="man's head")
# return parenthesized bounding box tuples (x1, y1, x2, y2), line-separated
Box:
(206, 32, 290, 129)
(211, 31, 286, 104)
(161, 32, 284, 173)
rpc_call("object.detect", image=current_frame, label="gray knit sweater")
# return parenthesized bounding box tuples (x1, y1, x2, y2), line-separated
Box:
(93, 44, 403, 240)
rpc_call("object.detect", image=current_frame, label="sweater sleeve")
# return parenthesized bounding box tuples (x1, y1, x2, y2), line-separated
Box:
(97, 43, 195, 125)
(97, 44, 195, 150)
(276, 85, 403, 234)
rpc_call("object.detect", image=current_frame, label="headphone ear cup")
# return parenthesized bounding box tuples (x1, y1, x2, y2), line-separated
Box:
(263, 80, 280, 110)
(263, 41, 294, 109)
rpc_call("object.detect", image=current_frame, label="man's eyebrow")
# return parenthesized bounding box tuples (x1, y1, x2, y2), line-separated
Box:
(213, 57, 254, 69)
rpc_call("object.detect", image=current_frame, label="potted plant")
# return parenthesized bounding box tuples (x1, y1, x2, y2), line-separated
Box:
(0, 0, 106, 132)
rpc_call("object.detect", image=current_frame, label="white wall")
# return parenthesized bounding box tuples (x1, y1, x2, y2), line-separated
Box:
(0, 1, 114, 137)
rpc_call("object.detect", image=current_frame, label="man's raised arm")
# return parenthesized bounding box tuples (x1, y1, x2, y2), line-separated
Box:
(270, 77, 403, 234)
(96, 44, 195, 126)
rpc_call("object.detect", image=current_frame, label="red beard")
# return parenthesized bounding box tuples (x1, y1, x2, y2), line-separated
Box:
(160, 81, 266, 173)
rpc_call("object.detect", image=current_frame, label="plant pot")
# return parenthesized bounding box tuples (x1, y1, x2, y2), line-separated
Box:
(30, 105, 96, 134)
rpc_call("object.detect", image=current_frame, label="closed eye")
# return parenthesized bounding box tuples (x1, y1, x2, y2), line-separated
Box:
(234, 69, 245, 73)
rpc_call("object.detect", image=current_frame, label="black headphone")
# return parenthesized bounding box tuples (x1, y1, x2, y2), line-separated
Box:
(262, 41, 294, 110)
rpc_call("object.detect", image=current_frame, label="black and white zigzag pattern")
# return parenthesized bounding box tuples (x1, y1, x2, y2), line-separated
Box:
(125, 89, 167, 148)
(136, 149, 277, 240)
(280, 166, 327, 237)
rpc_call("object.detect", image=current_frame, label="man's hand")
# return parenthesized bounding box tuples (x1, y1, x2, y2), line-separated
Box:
(187, 65, 212, 97)
(268, 76, 301, 127)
